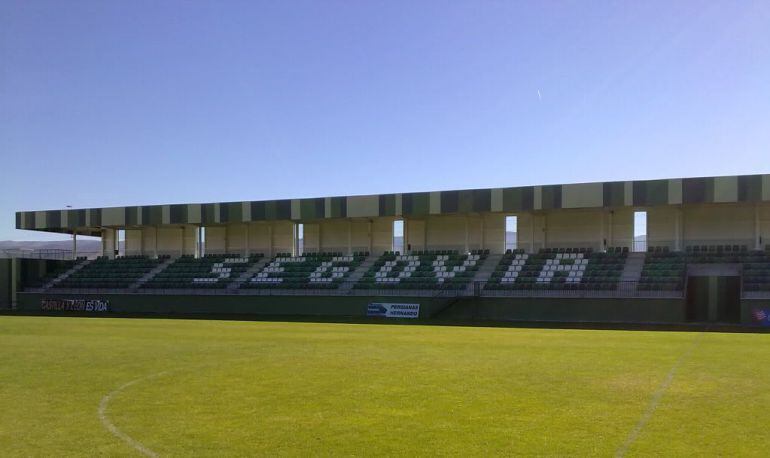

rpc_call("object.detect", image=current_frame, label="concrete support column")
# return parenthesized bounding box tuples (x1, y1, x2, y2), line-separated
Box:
(101, 228, 116, 259)
(194, 227, 200, 258)
(464, 216, 469, 253)
(180, 227, 185, 257)
(347, 220, 352, 255)
(268, 224, 273, 257)
(367, 220, 373, 253)
(755, 204, 761, 250)
(403, 219, 409, 252)
(72, 232, 77, 260)
(608, 211, 614, 249)
(600, 211, 606, 252)
(224, 225, 229, 255)
(244, 224, 250, 257)
(154, 226, 159, 258)
(480, 218, 485, 251)
(529, 213, 535, 253)
(675, 208, 683, 251)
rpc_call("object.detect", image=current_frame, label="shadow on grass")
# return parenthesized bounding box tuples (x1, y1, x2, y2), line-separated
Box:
(2, 309, 769, 333)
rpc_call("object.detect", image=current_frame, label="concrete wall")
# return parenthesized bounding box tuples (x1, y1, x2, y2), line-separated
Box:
(112, 202, 769, 258)
(372, 217, 394, 255)
(318, 220, 350, 253)
(141, 227, 158, 256)
(682, 204, 755, 246)
(206, 226, 226, 254)
(156, 227, 184, 256)
(303, 223, 320, 253)
(125, 229, 142, 256)
(608, 208, 634, 249)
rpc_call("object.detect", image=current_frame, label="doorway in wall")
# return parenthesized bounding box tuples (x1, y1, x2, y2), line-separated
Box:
(505, 216, 518, 252)
(686, 276, 740, 323)
(199, 227, 206, 258)
(116, 229, 125, 257)
(634, 211, 647, 252)
(295, 224, 304, 256)
(393, 220, 404, 254)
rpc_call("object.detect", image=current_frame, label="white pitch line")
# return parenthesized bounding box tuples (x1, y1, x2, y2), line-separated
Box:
(615, 332, 704, 457)
(98, 371, 169, 457)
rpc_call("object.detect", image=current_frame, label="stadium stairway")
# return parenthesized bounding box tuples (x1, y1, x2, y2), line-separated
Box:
(472, 253, 503, 283)
(129, 257, 175, 291)
(227, 257, 271, 290)
(338, 253, 379, 291)
(43, 259, 91, 291)
(619, 252, 645, 289)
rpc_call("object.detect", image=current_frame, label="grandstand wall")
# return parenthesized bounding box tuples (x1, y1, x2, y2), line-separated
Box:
(14, 291, 686, 323)
(10, 174, 770, 326)
(0, 259, 12, 309)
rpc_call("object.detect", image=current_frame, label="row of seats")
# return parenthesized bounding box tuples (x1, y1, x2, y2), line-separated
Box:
(48, 247, 770, 293)
(355, 251, 487, 290)
(486, 249, 627, 291)
(642, 247, 770, 291)
(742, 250, 770, 291)
(143, 254, 263, 289)
(242, 253, 365, 289)
(58, 256, 164, 289)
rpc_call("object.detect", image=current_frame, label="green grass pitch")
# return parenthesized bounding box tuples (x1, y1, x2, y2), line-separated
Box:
(1, 316, 769, 456)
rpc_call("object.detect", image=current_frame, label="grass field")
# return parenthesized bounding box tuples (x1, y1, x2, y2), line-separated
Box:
(1, 316, 769, 456)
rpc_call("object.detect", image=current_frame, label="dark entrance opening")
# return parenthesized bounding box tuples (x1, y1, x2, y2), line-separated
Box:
(686, 276, 741, 323)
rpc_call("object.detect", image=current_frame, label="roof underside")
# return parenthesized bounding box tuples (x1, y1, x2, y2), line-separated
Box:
(17, 174, 770, 234)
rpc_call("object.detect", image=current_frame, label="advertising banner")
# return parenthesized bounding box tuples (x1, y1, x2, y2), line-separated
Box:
(367, 302, 420, 319)
(41, 298, 110, 313)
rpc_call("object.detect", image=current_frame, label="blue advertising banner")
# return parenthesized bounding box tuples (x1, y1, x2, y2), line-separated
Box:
(367, 302, 420, 319)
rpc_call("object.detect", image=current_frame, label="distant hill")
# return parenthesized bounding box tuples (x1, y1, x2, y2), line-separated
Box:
(0, 240, 105, 254)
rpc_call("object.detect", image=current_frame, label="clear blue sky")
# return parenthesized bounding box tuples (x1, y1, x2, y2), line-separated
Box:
(2, 1, 769, 241)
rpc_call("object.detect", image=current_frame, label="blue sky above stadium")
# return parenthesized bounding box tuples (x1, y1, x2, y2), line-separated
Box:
(2, 0, 769, 240)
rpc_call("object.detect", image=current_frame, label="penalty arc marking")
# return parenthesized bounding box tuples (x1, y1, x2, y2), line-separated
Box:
(98, 371, 170, 458)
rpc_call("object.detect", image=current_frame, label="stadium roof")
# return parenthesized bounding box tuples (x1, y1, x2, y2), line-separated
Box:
(16, 174, 770, 234)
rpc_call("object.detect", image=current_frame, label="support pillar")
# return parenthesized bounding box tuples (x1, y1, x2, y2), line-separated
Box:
(224, 225, 229, 255)
(367, 220, 373, 254)
(403, 219, 409, 253)
(675, 207, 683, 251)
(608, 211, 614, 249)
(755, 204, 761, 250)
(268, 224, 273, 257)
(464, 216, 469, 253)
(244, 224, 250, 257)
(530, 213, 535, 253)
(480, 218, 485, 252)
(154, 226, 159, 258)
(600, 211, 606, 252)
(72, 231, 77, 260)
(347, 220, 352, 255)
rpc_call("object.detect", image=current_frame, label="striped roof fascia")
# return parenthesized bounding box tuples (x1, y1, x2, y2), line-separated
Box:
(15, 173, 770, 232)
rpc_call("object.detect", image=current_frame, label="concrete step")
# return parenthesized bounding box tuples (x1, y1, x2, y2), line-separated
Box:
(227, 257, 271, 290)
(338, 254, 378, 291)
(619, 252, 646, 289)
(472, 253, 502, 283)
(129, 257, 176, 291)
(45, 259, 90, 290)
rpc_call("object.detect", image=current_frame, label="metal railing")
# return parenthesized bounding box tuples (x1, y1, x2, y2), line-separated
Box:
(30, 279, 684, 299)
(0, 249, 101, 260)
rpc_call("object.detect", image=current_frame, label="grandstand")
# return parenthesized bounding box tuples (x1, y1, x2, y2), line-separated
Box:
(7, 173, 770, 325)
